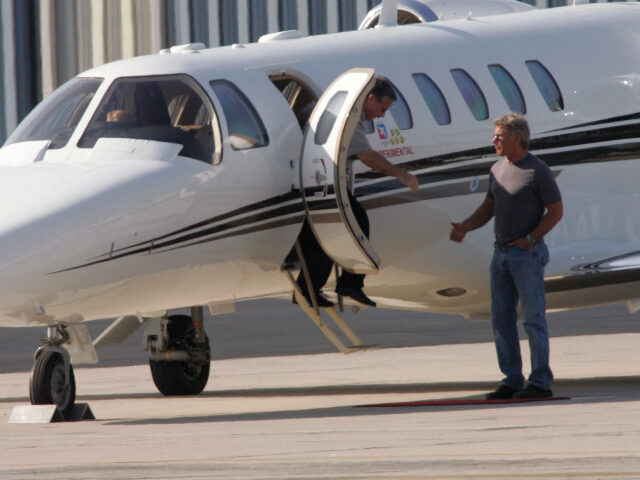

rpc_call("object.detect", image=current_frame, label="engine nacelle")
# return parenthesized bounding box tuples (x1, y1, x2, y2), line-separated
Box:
(359, 0, 535, 29)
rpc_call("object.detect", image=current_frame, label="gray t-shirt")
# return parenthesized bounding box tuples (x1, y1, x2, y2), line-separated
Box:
(347, 118, 371, 157)
(345, 117, 371, 191)
(487, 153, 561, 245)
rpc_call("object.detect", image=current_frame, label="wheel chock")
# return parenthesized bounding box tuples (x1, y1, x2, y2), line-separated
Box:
(66, 403, 96, 421)
(8, 405, 65, 423)
(8, 403, 95, 423)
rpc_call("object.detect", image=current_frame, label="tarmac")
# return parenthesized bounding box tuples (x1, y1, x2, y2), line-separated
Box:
(2, 333, 640, 479)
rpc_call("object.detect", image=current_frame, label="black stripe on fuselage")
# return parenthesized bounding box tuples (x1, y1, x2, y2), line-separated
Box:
(545, 268, 640, 293)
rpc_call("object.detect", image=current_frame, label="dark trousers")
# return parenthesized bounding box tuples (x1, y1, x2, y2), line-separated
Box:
(296, 192, 369, 295)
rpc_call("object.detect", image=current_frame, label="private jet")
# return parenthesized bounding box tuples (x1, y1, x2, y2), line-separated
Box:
(1, 0, 640, 417)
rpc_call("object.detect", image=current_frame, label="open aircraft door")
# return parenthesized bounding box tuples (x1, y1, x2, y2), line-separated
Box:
(300, 68, 380, 274)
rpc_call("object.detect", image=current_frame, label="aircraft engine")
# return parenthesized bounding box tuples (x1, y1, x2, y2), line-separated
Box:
(359, 0, 535, 29)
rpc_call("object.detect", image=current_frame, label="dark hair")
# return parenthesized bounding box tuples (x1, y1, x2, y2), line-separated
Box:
(370, 78, 397, 102)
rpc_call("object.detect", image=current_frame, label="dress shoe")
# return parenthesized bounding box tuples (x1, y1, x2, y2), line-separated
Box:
(485, 384, 518, 400)
(513, 384, 552, 399)
(335, 286, 376, 307)
(292, 291, 333, 308)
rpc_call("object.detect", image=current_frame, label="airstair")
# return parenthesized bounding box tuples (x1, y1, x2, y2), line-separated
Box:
(282, 241, 379, 354)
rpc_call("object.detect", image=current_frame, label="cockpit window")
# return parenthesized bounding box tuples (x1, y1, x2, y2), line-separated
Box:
(209, 80, 269, 150)
(78, 74, 216, 163)
(4, 77, 102, 149)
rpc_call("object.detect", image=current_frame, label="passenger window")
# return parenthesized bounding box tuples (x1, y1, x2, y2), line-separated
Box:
(412, 73, 451, 125)
(488, 64, 526, 114)
(5, 77, 103, 149)
(315, 90, 347, 145)
(387, 82, 413, 130)
(450, 69, 489, 121)
(78, 74, 216, 163)
(209, 80, 269, 150)
(525, 60, 564, 111)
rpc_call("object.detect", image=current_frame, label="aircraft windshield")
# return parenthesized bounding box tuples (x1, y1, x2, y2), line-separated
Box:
(5, 77, 103, 149)
(78, 74, 216, 163)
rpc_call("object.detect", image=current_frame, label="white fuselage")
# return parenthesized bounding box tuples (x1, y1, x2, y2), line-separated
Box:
(1, 3, 640, 326)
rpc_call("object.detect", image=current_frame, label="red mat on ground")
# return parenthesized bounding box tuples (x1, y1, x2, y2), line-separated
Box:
(357, 397, 570, 407)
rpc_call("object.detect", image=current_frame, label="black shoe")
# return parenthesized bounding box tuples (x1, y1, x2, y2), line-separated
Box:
(486, 384, 519, 400)
(513, 384, 552, 399)
(292, 292, 333, 308)
(335, 286, 376, 307)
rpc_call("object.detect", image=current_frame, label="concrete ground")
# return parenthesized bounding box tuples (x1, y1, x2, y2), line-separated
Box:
(2, 333, 640, 479)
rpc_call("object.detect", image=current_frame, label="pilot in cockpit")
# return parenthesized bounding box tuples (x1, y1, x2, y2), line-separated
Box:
(106, 109, 134, 124)
(80, 81, 209, 162)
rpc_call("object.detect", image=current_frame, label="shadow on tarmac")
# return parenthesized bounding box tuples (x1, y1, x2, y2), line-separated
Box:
(103, 375, 640, 426)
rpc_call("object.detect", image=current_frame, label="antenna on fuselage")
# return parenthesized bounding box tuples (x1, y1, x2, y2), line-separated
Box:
(376, 0, 398, 28)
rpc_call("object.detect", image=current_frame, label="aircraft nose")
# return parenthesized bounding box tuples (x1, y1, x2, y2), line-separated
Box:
(0, 221, 44, 278)
(0, 164, 101, 321)
(0, 220, 51, 322)
(0, 167, 49, 278)
(0, 177, 48, 321)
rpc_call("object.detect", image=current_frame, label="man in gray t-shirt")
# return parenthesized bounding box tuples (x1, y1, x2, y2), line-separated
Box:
(450, 113, 563, 401)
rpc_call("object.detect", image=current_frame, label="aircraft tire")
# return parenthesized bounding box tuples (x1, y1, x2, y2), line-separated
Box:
(29, 349, 76, 418)
(149, 315, 210, 396)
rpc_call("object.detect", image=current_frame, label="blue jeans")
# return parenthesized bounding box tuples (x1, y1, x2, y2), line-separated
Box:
(490, 243, 553, 390)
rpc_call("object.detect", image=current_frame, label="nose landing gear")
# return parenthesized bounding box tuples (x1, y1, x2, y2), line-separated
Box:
(29, 325, 76, 418)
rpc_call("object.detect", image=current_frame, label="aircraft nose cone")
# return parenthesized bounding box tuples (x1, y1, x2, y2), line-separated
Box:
(0, 185, 48, 322)
(0, 223, 44, 279)
(0, 163, 100, 322)
(0, 168, 49, 282)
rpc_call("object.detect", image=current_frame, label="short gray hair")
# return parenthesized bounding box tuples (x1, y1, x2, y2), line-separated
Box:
(494, 113, 530, 150)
